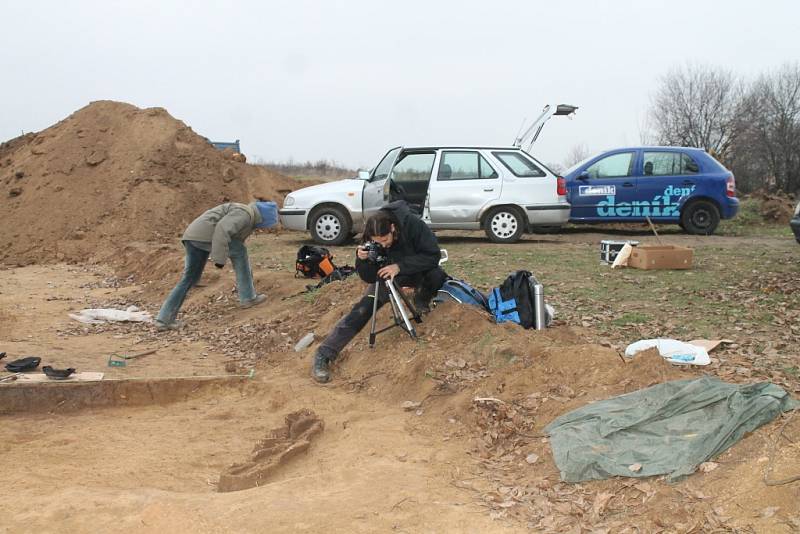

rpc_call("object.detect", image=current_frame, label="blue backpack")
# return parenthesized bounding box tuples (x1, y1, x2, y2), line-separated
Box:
(488, 270, 539, 328)
(433, 279, 490, 311)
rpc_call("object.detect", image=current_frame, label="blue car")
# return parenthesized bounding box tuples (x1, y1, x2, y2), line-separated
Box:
(564, 147, 739, 234)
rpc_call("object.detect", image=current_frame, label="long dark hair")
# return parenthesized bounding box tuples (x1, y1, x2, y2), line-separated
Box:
(362, 211, 397, 243)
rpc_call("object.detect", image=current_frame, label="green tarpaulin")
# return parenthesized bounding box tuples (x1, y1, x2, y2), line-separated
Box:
(545, 376, 798, 482)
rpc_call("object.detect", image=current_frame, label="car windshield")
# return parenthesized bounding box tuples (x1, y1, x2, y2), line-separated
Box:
(564, 154, 597, 176)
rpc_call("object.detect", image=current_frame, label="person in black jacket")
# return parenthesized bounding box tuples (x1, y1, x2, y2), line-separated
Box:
(312, 201, 447, 383)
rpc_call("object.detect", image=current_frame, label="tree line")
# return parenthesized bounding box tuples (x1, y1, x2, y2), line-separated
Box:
(647, 62, 800, 195)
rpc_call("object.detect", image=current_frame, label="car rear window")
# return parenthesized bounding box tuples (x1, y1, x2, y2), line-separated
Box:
(643, 151, 699, 176)
(492, 151, 546, 177)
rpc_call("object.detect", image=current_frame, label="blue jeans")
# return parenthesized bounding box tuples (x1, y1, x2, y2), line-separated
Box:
(155, 240, 257, 325)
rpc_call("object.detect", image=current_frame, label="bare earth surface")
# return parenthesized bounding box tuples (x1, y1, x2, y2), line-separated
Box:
(2, 101, 798, 532)
(1, 230, 799, 534)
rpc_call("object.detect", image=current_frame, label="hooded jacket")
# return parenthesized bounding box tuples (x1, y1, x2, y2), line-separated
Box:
(355, 201, 441, 281)
(181, 202, 263, 266)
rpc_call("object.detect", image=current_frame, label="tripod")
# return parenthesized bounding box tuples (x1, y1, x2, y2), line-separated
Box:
(368, 277, 422, 348)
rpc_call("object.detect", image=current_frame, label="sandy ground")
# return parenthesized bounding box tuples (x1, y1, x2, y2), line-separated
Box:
(1, 229, 799, 533)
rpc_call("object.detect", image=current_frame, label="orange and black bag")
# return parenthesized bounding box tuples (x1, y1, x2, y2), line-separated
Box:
(295, 245, 336, 278)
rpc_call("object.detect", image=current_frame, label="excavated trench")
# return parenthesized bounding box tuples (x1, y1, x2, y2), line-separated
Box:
(0, 376, 257, 415)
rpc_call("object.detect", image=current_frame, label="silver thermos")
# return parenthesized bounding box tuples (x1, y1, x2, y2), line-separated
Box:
(533, 279, 545, 330)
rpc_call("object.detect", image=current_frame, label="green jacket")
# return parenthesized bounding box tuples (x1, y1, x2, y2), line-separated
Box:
(181, 202, 263, 266)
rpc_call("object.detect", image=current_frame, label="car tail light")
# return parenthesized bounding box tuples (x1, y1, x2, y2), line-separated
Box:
(726, 174, 736, 197)
(557, 176, 567, 196)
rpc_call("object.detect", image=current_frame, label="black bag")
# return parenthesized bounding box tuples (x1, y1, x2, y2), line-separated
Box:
(487, 271, 539, 328)
(305, 266, 356, 291)
(5, 356, 41, 372)
(42, 366, 77, 380)
(295, 245, 336, 278)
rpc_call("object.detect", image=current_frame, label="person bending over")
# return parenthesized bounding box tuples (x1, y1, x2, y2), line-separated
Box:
(312, 201, 447, 383)
(154, 201, 278, 331)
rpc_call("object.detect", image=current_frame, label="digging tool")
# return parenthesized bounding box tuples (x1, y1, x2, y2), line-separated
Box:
(107, 348, 158, 368)
(0, 373, 23, 383)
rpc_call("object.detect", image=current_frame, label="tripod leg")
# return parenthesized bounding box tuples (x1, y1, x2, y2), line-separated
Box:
(368, 284, 380, 348)
(396, 287, 423, 323)
(386, 279, 417, 339)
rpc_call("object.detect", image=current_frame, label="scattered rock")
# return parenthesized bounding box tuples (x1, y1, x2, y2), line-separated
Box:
(85, 148, 107, 166)
(628, 463, 642, 472)
(525, 453, 539, 464)
(699, 461, 718, 473)
(9, 187, 22, 197)
(401, 400, 422, 411)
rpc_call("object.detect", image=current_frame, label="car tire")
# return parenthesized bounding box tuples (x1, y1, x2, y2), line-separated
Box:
(309, 205, 352, 246)
(680, 200, 720, 235)
(484, 206, 525, 243)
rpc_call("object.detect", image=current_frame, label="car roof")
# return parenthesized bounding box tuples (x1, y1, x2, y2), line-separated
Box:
(599, 146, 708, 154)
(401, 145, 524, 151)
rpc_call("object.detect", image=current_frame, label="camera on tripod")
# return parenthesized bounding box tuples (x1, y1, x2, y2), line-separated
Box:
(363, 241, 388, 266)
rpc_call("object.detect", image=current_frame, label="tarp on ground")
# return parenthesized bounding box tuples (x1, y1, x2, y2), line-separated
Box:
(545, 376, 798, 482)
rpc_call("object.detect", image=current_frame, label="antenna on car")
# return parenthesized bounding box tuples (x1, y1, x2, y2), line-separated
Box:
(513, 104, 578, 152)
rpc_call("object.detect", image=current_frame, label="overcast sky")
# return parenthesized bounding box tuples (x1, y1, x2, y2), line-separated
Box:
(2, 0, 799, 170)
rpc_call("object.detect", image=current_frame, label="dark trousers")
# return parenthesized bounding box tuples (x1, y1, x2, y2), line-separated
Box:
(318, 267, 447, 360)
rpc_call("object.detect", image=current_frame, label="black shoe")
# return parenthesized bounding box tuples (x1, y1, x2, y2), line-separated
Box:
(312, 352, 331, 383)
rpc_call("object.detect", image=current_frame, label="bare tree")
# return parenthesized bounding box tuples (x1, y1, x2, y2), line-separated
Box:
(562, 143, 591, 170)
(649, 64, 743, 162)
(734, 63, 800, 194)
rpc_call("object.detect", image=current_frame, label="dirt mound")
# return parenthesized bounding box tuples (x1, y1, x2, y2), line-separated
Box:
(218, 409, 324, 492)
(0, 100, 297, 265)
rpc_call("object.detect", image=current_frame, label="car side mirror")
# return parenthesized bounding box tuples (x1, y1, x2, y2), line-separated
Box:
(578, 170, 590, 180)
(685, 162, 699, 173)
(358, 170, 370, 180)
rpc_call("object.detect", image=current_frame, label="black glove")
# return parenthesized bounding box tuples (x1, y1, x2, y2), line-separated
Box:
(214, 263, 224, 269)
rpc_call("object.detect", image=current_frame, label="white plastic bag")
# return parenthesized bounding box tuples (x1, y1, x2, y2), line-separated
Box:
(69, 306, 153, 324)
(624, 338, 711, 366)
(611, 243, 633, 269)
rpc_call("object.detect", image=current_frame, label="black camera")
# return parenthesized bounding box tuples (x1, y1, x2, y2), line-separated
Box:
(362, 241, 388, 265)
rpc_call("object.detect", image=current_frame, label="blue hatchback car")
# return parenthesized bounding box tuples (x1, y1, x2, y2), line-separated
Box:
(563, 147, 739, 234)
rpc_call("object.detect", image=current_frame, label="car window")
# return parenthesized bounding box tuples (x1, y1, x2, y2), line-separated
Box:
(438, 151, 497, 180)
(643, 152, 699, 176)
(372, 147, 401, 181)
(492, 151, 546, 177)
(585, 152, 634, 179)
(390, 153, 435, 184)
(680, 153, 700, 174)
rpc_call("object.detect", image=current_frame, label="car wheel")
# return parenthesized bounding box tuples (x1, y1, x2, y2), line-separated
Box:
(680, 200, 720, 235)
(310, 205, 352, 246)
(484, 207, 525, 243)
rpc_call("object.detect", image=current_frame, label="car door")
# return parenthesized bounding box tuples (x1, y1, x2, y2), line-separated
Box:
(568, 151, 638, 220)
(638, 150, 700, 220)
(362, 146, 402, 219)
(428, 150, 501, 224)
(387, 151, 436, 213)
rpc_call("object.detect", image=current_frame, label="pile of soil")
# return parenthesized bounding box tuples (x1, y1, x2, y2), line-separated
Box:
(0, 100, 297, 265)
(749, 190, 797, 223)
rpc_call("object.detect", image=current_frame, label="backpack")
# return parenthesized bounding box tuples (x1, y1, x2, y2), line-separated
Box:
(434, 278, 490, 311)
(295, 245, 336, 278)
(488, 271, 550, 329)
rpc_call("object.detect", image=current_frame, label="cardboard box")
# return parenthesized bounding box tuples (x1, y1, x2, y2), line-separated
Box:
(627, 245, 693, 270)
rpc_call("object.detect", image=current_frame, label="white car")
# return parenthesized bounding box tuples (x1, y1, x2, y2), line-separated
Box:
(279, 105, 577, 244)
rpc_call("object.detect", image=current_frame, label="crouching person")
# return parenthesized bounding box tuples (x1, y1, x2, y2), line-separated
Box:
(312, 201, 447, 383)
(154, 201, 278, 331)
